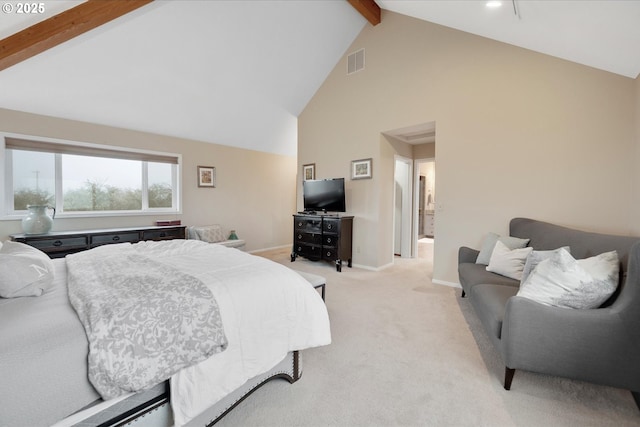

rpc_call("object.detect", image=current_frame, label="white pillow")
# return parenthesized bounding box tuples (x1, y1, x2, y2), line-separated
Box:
(486, 240, 533, 280)
(476, 232, 530, 265)
(520, 246, 570, 285)
(0, 241, 54, 298)
(517, 248, 619, 309)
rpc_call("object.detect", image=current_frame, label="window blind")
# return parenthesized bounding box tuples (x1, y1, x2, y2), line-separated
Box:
(5, 137, 179, 164)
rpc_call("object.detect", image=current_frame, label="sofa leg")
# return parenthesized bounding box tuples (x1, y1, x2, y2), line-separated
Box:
(504, 367, 515, 390)
(632, 391, 640, 410)
(461, 289, 466, 298)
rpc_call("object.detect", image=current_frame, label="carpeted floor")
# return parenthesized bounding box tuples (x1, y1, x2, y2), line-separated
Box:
(215, 243, 640, 426)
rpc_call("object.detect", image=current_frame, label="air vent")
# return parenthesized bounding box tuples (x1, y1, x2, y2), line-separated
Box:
(347, 48, 365, 75)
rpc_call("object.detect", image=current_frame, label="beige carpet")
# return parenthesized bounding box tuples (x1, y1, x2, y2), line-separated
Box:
(215, 243, 640, 427)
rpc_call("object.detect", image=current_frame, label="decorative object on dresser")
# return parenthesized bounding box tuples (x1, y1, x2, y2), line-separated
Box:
(155, 219, 181, 226)
(10, 225, 186, 258)
(291, 213, 353, 272)
(21, 204, 56, 234)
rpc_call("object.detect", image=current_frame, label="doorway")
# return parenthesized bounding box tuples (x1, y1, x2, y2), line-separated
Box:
(394, 156, 412, 257)
(384, 121, 436, 263)
(414, 158, 435, 262)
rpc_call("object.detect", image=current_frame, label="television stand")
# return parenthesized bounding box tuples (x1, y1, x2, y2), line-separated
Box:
(291, 213, 353, 272)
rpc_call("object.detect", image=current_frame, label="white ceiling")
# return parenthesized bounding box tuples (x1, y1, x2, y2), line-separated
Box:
(0, 1, 638, 157)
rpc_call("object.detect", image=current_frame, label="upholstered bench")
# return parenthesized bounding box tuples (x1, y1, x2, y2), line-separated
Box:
(294, 270, 326, 301)
(187, 225, 246, 251)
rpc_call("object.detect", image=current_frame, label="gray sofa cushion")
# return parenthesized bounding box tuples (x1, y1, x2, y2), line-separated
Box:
(458, 262, 519, 294)
(470, 284, 518, 342)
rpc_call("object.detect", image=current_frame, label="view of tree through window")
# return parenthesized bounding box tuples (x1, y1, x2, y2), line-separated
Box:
(12, 150, 55, 210)
(10, 147, 176, 213)
(62, 155, 142, 211)
(148, 162, 173, 208)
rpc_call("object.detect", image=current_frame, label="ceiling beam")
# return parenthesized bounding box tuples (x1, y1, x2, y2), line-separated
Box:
(348, 0, 381, 26)
(0, 0, 153, 72)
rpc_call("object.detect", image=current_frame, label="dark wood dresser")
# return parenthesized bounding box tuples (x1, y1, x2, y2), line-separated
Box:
(10, 225, 186, 258)
(291, 214, 353, 272)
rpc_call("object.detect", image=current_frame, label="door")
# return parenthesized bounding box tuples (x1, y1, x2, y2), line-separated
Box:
(394, 156, 413, 258)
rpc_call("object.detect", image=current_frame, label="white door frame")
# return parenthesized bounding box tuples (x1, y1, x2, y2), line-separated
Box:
(393, 155, 413, 258)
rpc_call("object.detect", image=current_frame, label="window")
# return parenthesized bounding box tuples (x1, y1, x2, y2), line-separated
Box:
(3, 134, 181, 217)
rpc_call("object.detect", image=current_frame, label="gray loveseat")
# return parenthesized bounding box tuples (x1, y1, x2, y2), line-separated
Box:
(458, 217, 640, 408)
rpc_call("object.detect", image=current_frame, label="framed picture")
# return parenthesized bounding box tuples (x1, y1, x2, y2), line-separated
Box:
(303, 163, 316, 181)
(351, 158, 372, 180)
(197, 165, 216, 188)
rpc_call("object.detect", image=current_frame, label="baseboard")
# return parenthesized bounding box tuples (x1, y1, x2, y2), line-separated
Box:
(351, 262, 394, 271)
(433, 279, 461, 289)
(248, 244, 291, 254)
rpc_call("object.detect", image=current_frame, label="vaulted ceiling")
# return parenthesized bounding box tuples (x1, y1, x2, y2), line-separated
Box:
(0, 1, 638, 157)
(379, 0, 640, 79)
(0, 1, 367, 156)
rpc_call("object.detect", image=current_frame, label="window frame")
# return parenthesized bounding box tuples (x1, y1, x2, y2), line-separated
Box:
(1, 132, 182, 219)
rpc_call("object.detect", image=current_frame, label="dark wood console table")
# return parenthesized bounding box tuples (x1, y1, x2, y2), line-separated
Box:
(10, 225, 186, 258)
(291, 214, 353, 272)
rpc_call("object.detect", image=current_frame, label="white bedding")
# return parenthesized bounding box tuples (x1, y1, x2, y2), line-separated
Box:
(101, 240, 331, 426)
(1, 239, 330, 427)
(0, 259, 99, 427)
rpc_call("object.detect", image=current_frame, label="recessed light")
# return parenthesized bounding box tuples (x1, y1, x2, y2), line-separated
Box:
(486, 1, 503, 8)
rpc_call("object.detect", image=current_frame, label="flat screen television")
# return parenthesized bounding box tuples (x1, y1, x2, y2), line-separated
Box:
(303, 178, 346, 213)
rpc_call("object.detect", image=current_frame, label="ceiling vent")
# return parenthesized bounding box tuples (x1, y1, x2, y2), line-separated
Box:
(347, 48, 365, 75)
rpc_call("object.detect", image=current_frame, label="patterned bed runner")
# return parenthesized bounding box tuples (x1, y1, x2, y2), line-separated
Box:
(67, 249, 227, 399)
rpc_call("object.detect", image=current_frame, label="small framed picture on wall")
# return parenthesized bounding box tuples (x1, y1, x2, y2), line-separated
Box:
(351, 158, 372, 180)
(197, 165, 216, 187)
(303, 163, 316, 181)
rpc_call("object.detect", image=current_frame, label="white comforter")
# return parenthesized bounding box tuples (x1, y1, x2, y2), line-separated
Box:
(120, 239, 331, 426)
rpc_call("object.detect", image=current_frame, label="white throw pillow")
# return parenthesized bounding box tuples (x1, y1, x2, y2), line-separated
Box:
(520, 246, 571, 285)
(476, 232, 530, 265)
(517, 248, 619, 309)
(0, 241, 54, 298)
(486, 240, 533, 280)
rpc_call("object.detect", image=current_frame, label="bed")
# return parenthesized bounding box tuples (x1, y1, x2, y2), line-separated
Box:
(0, 239, 331, 426)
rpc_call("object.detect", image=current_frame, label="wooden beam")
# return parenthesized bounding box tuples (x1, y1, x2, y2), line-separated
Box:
(347, 0, 381, 26)
(0, 0, 153, 72)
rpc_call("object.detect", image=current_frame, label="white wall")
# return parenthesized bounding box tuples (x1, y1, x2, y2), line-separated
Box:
(299, 11, 637, 282)
(0, 108, 297, 251)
